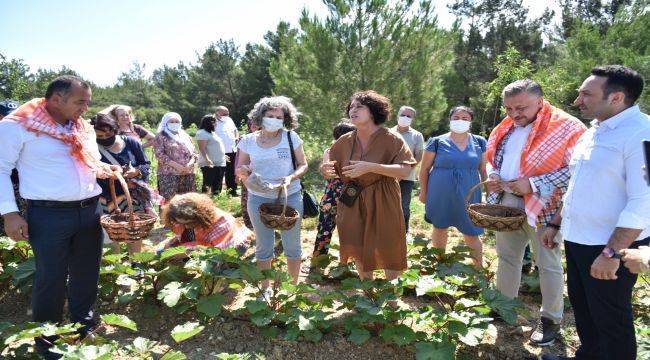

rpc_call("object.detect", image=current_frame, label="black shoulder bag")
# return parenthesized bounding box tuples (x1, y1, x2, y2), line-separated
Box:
(287, 131, 319, 218)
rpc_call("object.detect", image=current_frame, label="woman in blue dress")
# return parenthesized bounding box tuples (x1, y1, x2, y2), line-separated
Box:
(418, 106, 487, 267)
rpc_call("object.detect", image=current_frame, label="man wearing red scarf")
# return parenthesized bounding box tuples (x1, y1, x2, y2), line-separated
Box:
(0, 76, 116, 359)
(485, 79, 586, 347)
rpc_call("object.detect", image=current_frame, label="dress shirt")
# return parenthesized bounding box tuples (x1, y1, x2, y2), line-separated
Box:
(0, 119, 102, 215)
(214, 117, 238, 153)
(485, 123, 538, 192)
(561, 105, 650, 245)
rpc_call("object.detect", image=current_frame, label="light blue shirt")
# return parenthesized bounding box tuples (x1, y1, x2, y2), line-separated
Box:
(561, 105, 650, 245)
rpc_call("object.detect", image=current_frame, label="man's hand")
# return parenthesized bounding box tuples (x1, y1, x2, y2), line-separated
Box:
(342, 161, 375, 178)
(541, 227, 559, 249)
(590, 255, 620, 280)
(508, 177, 533, 196)
(96, 165, 120, 179)
(485, 174, 503, 193)
(620, 246, 650, 274)
(3, 212, 28, 241)
(320, 160, 338, 179)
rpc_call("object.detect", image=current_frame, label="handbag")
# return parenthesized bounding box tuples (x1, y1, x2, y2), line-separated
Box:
(287, 130, 319, 218)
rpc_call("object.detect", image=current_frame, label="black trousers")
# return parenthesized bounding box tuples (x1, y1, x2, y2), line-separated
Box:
(565, 238, 649, 360)
(27, 200, 103, 355)
(201, 166, 225, 194)
(224, 152, 237, 195)
(399, 180, 414, 233)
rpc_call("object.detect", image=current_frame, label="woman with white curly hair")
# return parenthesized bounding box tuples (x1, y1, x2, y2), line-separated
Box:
(235, 96, 308, 294)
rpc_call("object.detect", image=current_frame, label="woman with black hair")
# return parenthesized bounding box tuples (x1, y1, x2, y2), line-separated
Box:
(195, 114, 227, 195)
(91, 113, 152, 254)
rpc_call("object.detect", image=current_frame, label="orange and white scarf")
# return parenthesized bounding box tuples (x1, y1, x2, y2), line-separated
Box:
(5, 98, 108, 175)
(486, 101, 586, 227)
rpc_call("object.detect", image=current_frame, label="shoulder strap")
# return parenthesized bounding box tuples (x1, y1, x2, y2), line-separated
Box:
(98, 140, 123, 167)
(472, 134, 486, 152)
(287, 130, 297, 171)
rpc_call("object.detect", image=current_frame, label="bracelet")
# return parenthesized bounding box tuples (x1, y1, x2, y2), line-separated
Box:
(547, 223, 561, 230)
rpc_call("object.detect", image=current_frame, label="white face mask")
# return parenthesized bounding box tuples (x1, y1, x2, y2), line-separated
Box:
(449, 120, 471, 133)
(167, 122, 181, 132)
(397, 116, 412, 127)
(262, 117, 284, 132)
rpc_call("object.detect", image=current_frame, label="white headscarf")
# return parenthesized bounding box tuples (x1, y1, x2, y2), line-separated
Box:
(157, 112, 194, 152)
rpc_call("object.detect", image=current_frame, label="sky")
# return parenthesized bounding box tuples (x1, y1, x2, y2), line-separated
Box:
(2, 0, 560, 86)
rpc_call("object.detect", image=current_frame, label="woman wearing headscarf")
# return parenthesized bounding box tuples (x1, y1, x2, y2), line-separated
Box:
(153, 112, 197, 202)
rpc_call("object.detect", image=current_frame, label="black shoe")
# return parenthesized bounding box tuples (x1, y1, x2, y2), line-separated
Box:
(530, 316, 560, 346)
(538, 354, 574, 360)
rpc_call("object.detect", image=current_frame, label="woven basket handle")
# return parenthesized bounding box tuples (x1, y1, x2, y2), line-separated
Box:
(108, 172, 136, 224)
(275, 185, 288, 219)
(465, 180, 490, 208)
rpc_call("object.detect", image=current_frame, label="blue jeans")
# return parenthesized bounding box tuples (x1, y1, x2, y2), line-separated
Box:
(248, 191, 303, 261)
(399, 180, 415, 233)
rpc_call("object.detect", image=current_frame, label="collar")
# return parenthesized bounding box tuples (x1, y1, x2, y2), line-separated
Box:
(595, 105, 640, 130)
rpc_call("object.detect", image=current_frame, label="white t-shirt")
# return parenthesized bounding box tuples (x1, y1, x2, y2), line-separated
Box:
(215, 117, 238, 153)
(499, 123, 533, 181)
(237, 130, 303, 198)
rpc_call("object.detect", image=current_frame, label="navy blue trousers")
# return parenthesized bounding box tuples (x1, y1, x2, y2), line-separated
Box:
(27, 200, 103, 341)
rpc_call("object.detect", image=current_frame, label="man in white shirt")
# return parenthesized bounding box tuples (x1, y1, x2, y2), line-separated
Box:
(391, 105, 424, 236)
(485, 80, 586, 347)
(214, 105, 240, 196)
(540, 65, 650, 360)
(0, 76, 116, 359)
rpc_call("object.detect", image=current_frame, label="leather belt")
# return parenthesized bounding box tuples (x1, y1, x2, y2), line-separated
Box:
(28, 196, 100, 209)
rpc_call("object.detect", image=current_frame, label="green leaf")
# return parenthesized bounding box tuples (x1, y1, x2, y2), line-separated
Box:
(51, 343, 115, 359)
(196, 294, 226, 318)
(481, 288, 523, 325)
(160, 246, 188, 261)
(126, 337, 158, 354)
(302, 328, 323, 342)
(170, 322, 204, 343)
(260, 326, 280, 338)
(297, 315, 314, 331)
(130, 251, 157, 264)
(457, 327, 485, 347)
(415, 276, 457, 297)
(347, 327, 370, 345)
(100, 314, 137, 331)
(160, 350, 188, 360)
(158, 282, 185, 307)
(244, 300, 270, 314)
(250, 310, 275, 327)
(415, 340, 455, 360)
(379, 325, 418, 346)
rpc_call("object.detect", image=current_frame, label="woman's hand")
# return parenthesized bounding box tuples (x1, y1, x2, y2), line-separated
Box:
(123, 166, 141, 179)
(206, 159, 214, 167)
(320, 160, 338, 179)
(280, 175, 294, 187)
(418, 190, 427, 204)
(342, 161, 375, 178)
(236, 165, 252, 181)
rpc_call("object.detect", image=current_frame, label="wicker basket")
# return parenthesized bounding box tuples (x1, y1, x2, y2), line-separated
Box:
(465, 180, 526, 232)
(100, 172, 157, 242)
(259, 186, 299, 231)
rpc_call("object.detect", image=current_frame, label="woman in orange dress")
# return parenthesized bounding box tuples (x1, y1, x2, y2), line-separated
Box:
(321, 90, 415, 280)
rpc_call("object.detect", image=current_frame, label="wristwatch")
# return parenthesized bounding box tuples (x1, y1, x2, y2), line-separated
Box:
(601, 247, 622, 260)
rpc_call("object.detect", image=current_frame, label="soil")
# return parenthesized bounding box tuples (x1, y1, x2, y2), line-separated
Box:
(0, 226, 591, 360)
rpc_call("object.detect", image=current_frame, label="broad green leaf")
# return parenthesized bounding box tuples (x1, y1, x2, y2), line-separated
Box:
(250, 310, 274, 327)
(100, 314, 137, 331)
(160, 246, 188, 261)
(170, 322, 204, 343)
(379, 325, 418, 346)
(347, 327, 370, 345)
(244, 300, 270, 314)
(158, 282, 185, 307)
(196, 294, 226, 317)
(51, 343, 115, 359)
(126, 337, 158, 354)
(297, 315, 314, 331)
(302, 328, 323, 342)
(481, 288, 523, 325)
(160, 350, 188, 360)
(130, 251, 157, 264)
(415, 341, 455, 360)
